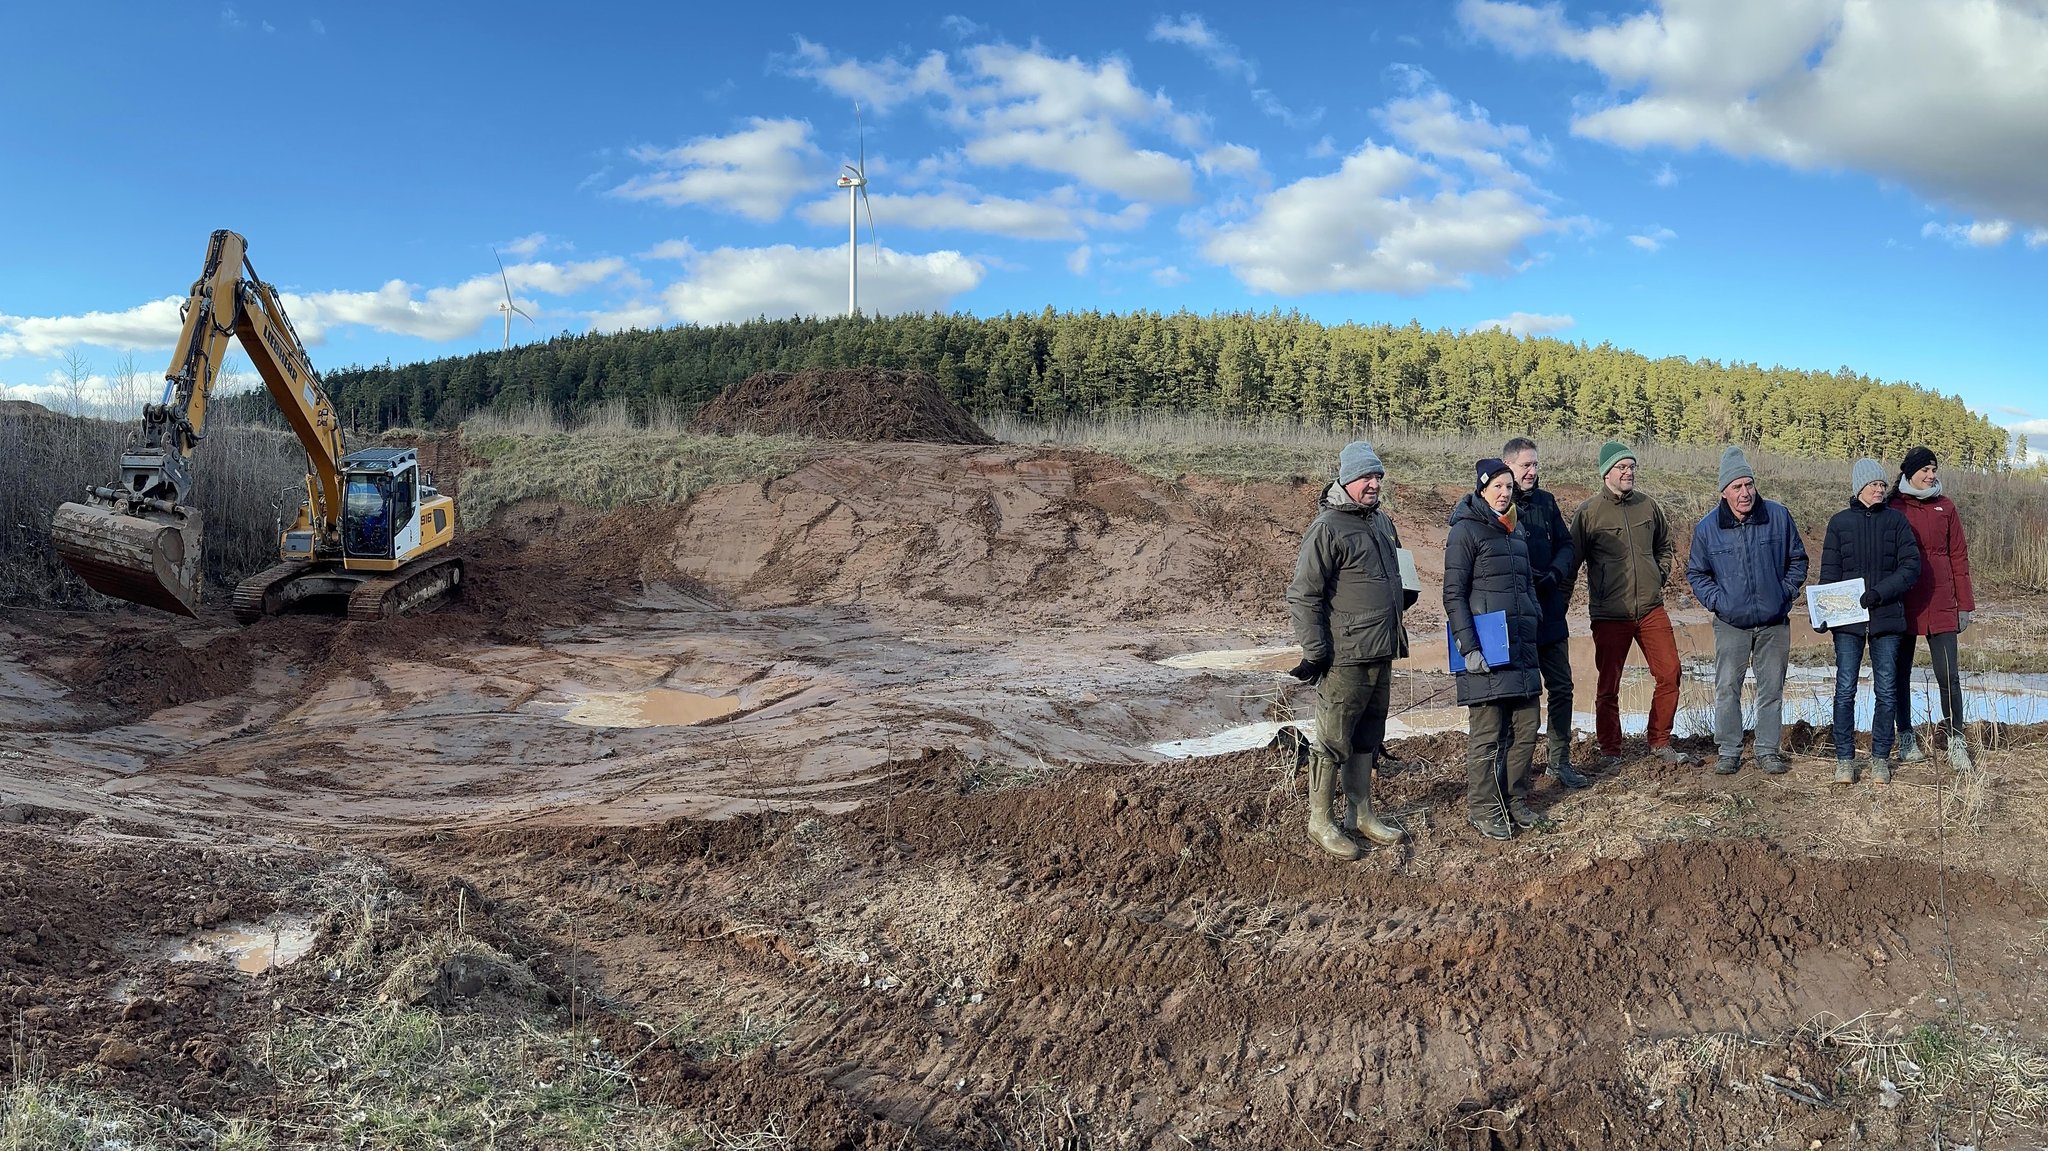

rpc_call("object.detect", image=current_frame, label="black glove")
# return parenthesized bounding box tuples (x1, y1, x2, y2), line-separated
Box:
(1288, 657, 1331, 683)
(1535, 571, 1558, 598)
(1815, 622, 1830, 634)
(1859, 589, 1881, 608)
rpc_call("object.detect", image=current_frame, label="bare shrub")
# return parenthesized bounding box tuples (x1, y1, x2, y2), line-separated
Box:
(0, 403, 307, 609)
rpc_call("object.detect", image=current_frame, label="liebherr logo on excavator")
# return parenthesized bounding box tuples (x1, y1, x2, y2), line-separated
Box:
(262, 325, 299, 382)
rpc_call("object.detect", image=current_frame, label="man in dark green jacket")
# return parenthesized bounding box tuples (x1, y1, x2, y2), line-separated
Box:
(1286, 441, 1415, 859)
(1570, 440, 1692, 766)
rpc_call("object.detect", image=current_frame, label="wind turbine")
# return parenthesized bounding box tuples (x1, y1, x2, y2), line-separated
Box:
(493, 248, 534, 349)
(835, 104, 878, 318)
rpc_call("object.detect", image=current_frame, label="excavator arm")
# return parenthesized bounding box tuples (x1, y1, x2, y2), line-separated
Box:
(52, 230, 349, 614)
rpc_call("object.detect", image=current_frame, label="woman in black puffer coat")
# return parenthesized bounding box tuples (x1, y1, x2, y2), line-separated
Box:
(1444, 458, 1545, 839)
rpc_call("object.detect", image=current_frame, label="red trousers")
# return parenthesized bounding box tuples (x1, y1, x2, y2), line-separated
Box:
(1591, 605, 1681, 755)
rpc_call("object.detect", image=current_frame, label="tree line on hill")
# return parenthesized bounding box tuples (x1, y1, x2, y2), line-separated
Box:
(285, 311, 2011, 468)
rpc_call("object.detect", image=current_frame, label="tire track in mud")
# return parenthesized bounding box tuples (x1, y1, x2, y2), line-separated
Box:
(387, 748, 2048, 1149)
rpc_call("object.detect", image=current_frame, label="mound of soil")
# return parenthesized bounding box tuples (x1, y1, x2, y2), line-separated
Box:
(690, 368, 995, 445)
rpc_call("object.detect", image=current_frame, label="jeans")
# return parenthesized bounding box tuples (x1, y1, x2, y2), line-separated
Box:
(1894, 631, 1963, 740)
(1712, 619, 1789, 759)
(1591, 605, 1682, 755)
(1832, 631, 1901, 761)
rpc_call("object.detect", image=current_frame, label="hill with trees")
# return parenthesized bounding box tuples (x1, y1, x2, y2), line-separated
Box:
(304, 310, 2011, 468)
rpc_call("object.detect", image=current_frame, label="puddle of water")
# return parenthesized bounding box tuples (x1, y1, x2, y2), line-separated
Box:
(1151, 721, 1302, 758)
(168, 916, 317, 974)
(1155, 646, 1296, 672)
(562, 688, 740, 728)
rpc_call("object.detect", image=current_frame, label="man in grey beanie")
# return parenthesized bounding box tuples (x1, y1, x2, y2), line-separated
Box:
(1286, 440, 1417, 859)
(1686, 446, 1809, 775)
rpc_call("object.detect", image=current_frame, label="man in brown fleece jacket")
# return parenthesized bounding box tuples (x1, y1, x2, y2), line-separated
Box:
(1570, 440, 1693, 766)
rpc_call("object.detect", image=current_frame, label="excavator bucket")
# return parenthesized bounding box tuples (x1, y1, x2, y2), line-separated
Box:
(51, 502, 205, 616)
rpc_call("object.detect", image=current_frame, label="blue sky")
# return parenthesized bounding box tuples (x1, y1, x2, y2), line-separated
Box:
(4, 1, 2045, 447)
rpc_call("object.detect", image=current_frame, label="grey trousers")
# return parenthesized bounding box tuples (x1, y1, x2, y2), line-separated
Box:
(1711, 618, 1790, 759)
(1467, 697, 1539, 819)
(1314, 660, 1393, 762)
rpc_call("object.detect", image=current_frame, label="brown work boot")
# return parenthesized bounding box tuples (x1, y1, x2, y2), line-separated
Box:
(1307, 754, 1361, 860)
(1342, 755, 1407, 846)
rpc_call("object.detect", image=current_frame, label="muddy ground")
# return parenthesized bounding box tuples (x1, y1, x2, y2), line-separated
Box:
(3, 441, 2046, 1149)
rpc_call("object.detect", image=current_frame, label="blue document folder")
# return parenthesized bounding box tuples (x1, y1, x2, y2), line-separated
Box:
(1446, 611, 1510, 674)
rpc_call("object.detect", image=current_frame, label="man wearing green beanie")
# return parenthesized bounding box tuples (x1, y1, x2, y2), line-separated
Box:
(1571, 441, 1690, 767)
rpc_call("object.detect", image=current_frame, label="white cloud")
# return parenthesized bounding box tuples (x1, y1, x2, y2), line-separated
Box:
(795, 187, 1148, 241)
(1628, 226, 1678, 252)
(639, 240, 697, 262)
(1653, 162, 1678, 187)
(498, 233, 549, 258)
(2030, 229, 2048, 249)
(1921, 219, 2013, 247)
(792, 39, 1226, 203)
(585, 303, 668, 334)
(1460, 0, 2048, 229)
(1149, 14, 1252, 78)
(1152, 265, 1188, 287)
(1067, 245, 1092, 275)
(613, 119, 820, 222)
(659, 244, 983, 324)
(1198, 143, 1262, 178)
(1476, 312, 1576, 337)
(0, 298, 186, 358)
(309, 17, 325, 34)
(1308, 136, 1337, 159)
(1201, 83, 1568, 295)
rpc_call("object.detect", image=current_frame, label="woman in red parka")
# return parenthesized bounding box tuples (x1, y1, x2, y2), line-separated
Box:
(1888, 446, 1976, 770)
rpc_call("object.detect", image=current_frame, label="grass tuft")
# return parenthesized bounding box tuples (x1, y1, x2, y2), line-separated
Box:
(457, 424, 812, 526)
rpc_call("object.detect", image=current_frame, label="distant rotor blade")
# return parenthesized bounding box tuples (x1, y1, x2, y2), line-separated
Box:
(855, 101, 865, 174)
(512, 305, 535, 324)
(493, 248, 515, 302)
(860, 186, 879, 265)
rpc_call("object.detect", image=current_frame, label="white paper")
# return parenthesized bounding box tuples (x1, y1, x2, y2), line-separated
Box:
(1396, 548, 1421, 593)
(1806, 578, 1870, 630)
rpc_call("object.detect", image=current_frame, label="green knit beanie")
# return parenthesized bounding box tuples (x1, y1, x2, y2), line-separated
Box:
(1598, 440, 1636, 480)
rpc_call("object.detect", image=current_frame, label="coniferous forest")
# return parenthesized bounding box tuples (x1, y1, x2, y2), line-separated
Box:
(307, 310, 2013, 468)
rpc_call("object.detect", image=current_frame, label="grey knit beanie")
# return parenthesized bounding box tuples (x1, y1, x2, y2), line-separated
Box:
(1851, 457, 1887, 499)
(1337, 441, 1385, 485)
(1718, 446, 1755, 493)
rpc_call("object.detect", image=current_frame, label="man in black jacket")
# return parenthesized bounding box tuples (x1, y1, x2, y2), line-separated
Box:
(1504, 437, 1587, 788)
(1285, 441, 1417, 859)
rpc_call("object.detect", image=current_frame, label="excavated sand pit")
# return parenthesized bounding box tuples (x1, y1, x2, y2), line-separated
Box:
(4, 440, 2047, 1147)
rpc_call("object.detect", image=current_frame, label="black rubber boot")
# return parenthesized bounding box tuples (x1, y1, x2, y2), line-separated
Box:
(1548, 743, 1591, 789)
(1342, 754, 1407, 846)
(1307, 753, 1361, 860)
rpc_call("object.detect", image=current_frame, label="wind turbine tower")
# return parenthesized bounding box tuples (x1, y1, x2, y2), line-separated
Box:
(836, 105, 876, 318)
(493, 249, 534, 349)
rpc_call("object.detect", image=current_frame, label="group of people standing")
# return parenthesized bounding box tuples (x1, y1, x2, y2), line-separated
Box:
(1285, 436, 1977, 856)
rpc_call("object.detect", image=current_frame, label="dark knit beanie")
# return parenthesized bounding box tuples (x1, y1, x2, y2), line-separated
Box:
(1900, 446, 1937, 481)
(1475, 457, 1511, 492)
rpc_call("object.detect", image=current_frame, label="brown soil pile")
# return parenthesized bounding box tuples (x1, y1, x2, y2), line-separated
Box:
(690, 367, 995, 445)
(391, 748, 2048, 1150)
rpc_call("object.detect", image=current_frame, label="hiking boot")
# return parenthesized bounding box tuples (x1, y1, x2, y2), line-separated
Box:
(1833, 759, 1858, 785)
(1307, 754, 1361, 860)
(1505, 796, 1546, 830)
(1869, 759, 1893, 785)
(1652, 745, 1695, 767)
(1758, 754, 1791, 776)
(1469, 811, 1515, 840)
(1341, 754, 1407, 847)
(1548, 747, 1591, 790)
(1713, 756, 1741, 776)
(1949, 740, 1975, 772)
(1897, 731, 1927, 763)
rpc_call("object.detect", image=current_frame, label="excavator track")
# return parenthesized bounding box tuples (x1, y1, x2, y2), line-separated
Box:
(345, 556, 464, 622)
(231, 560, 316, 623)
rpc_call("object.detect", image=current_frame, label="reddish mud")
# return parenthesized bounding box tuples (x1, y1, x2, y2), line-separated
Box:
(4, 439, 2046, 1147)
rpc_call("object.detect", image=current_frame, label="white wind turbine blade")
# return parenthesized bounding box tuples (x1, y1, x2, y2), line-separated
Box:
(860, 186, 880, 266)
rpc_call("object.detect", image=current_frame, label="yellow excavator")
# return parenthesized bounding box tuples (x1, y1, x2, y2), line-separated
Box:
(51, 229, 463, 622)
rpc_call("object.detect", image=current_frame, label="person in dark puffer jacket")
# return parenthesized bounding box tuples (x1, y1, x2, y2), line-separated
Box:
(1888, 446, 1978, 770)
(1444, 458, 1545, 839)
(1818, 458, 1921, 785)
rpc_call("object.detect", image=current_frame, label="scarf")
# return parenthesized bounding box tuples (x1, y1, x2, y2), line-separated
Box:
(1898, 475, 1944, 500)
